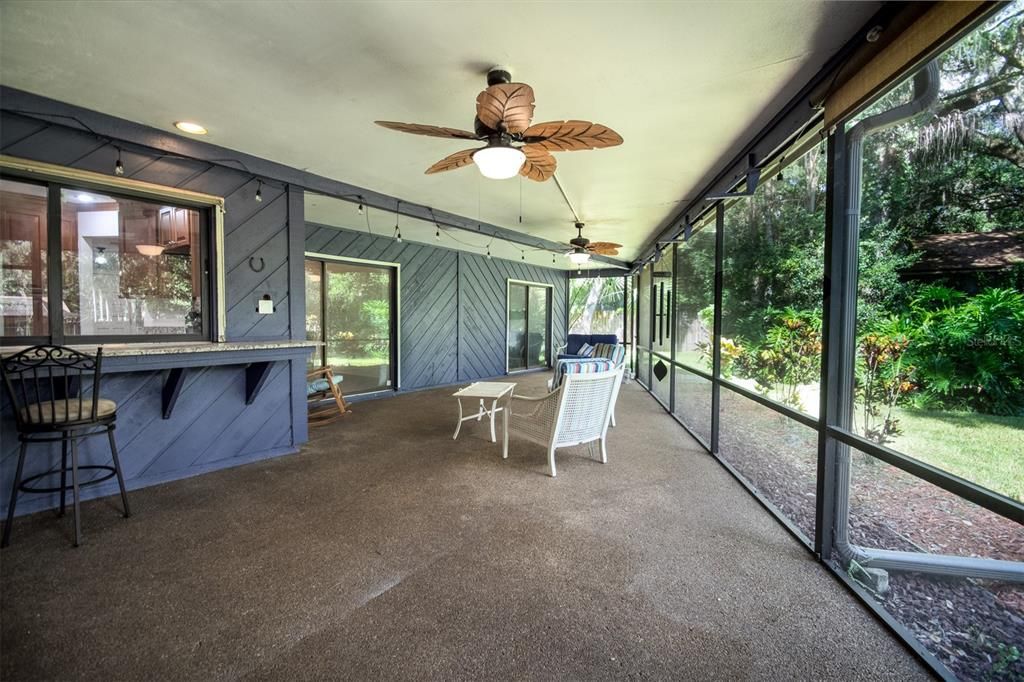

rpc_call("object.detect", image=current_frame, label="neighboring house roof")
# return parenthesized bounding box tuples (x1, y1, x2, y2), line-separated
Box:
(902, 230, 1024, 276)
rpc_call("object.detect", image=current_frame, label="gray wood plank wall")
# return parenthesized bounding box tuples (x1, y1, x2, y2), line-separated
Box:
(306, 223, 568, 389)
(0, 111, 309, 516)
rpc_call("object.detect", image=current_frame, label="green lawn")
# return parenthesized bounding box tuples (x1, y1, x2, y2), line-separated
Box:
(675, 350, 707, 369)
(889, 408, 1024, 503)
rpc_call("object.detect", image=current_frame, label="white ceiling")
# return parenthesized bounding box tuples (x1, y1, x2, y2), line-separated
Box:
(0, 1, 878, 264)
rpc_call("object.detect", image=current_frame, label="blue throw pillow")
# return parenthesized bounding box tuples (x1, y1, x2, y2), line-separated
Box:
(577, 342, 596, 357)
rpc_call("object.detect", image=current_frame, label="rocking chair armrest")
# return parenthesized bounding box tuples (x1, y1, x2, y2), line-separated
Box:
(306, 367, 334, 380)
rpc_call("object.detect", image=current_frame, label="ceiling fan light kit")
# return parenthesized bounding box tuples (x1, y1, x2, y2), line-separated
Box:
(472, 145, 525, 180)
(568, 249, 591, 265)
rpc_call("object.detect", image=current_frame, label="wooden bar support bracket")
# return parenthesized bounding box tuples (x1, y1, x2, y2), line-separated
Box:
(245, 361, 274, 405)
(162, 367, 187, 419)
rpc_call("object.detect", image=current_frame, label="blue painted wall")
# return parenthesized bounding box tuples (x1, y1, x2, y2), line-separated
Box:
(0, 109, 309, 516)
(306, 223, 569, 389)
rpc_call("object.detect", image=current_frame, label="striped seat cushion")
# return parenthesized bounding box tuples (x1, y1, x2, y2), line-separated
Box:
(554, 358, 615, 387)
(307, 374, 343, 396)
(593, 343, 626, 366)
(577, 342, 596, 358)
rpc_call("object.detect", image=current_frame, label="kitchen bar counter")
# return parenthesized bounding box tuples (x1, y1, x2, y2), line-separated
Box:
(1, 340, 317, 418)
(1, 339, 316, 360)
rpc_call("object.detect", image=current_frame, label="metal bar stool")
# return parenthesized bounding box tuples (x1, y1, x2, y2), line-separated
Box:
(1, 345, 131, 547)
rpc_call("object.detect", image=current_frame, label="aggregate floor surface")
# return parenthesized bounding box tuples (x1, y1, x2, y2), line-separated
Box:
(0, 373, 933, 680)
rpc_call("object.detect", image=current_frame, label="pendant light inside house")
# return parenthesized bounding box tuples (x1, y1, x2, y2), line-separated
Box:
(472, 145, 526, 180)
(136, 244, 165, 256)
(93, 247, 107, 265)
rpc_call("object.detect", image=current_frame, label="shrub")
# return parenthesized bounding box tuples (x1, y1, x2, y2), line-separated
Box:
(855, 316, 917, 445)
(696, 337, 743, 377)
(733, 308, 822, 411)
(908, 286, 1024, 415)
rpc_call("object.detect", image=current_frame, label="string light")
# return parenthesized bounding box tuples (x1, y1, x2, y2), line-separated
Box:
(393, 200, 402, 242)
(254, 179, 263, 203)
(357, 198, 365, 215)
(113, 147, 124, 176)
(435, 225, 441, 241)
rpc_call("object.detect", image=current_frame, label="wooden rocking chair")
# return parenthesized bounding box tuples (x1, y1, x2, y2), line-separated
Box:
(307, 366, 350, 424)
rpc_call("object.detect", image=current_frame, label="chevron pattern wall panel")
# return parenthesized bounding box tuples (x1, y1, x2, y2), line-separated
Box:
(0, 111, 309, 515)
(306, 223, 568, 389)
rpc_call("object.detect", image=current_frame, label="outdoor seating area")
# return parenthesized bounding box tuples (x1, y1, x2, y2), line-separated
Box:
(1, 1, 1021, 680)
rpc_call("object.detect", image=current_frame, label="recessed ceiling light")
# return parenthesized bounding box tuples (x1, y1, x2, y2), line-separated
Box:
(174, 121, 208, 135)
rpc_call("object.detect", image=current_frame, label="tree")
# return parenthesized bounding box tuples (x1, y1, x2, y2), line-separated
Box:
(569, 277, 625, 335)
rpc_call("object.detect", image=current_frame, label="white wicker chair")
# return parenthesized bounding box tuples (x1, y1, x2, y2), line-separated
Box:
(547, 356, 623, 427)
(504, 367, 624, 477)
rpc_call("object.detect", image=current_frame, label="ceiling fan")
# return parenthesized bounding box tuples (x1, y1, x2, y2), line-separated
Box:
(375, 67, 623, 181)
(566, 222, 621, 265)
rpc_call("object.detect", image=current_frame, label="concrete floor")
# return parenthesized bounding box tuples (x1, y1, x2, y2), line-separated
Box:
(0, 373, 932, 680)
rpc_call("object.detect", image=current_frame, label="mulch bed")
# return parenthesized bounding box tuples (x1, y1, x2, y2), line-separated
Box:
(712, 396, 1023, 681)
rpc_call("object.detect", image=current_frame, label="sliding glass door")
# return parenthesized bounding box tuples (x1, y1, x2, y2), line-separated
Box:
(305, 257, 397, 395)
(507, 281, 551, 372)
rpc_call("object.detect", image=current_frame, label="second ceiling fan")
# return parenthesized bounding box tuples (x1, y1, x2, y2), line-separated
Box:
(375, 68, 623, 181)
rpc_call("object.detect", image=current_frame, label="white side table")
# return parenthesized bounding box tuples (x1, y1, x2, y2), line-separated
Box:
(452, 382, 515, 450)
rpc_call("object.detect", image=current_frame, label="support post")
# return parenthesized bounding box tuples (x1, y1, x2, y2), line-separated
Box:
(816, 125, 851, 560)
(710, 203, 725, 454)
(669, 244, 678, 413)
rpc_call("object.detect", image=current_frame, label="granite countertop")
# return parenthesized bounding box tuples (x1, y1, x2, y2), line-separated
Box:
(1, 340, 318, 358)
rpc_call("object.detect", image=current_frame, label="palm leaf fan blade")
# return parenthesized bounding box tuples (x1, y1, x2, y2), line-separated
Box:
(375, 121, 480, 140)
(425, 147, 481, 174)
(519, 144, 557, 182)
(475, 83, 536, 134)
(522, 120, 623, 151)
